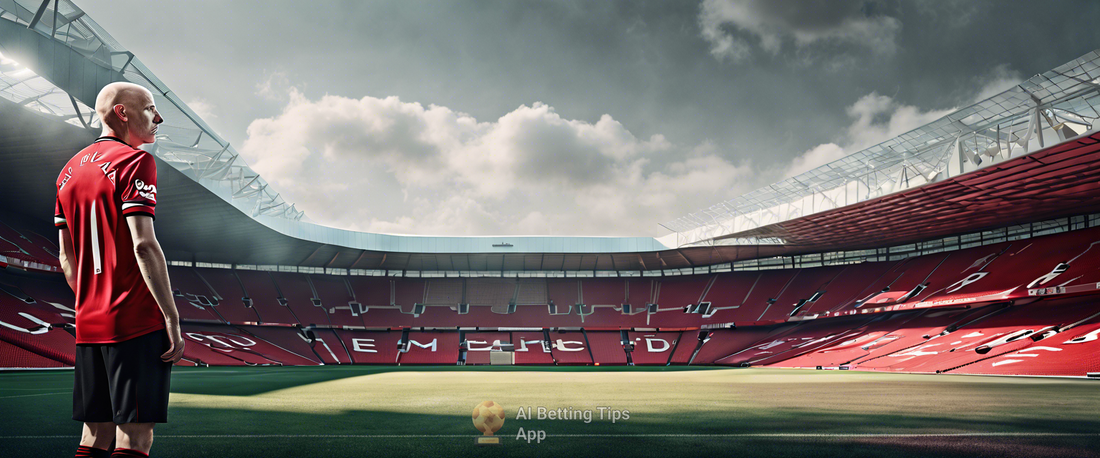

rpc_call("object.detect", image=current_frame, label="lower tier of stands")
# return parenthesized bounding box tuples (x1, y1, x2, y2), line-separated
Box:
(2, 226, 1100, 376)
(2, 295, 1097, 377)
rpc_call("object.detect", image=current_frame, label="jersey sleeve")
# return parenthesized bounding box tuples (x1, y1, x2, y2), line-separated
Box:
(118, 152, 158, 219)
(54, 194, 66, 228)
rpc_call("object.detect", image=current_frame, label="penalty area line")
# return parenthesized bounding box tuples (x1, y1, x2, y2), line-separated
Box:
(3, 433, 1098, 439)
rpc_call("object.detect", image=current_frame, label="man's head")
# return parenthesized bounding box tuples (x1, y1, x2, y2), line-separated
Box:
(94, 82, 163, 147)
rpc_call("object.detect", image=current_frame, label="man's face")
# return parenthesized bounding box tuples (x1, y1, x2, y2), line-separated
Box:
(126, 90, 163, 146)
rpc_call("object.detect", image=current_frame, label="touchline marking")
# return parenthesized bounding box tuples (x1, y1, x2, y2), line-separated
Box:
(3, 433, 1097, 439)
(0, 392, 69, 399)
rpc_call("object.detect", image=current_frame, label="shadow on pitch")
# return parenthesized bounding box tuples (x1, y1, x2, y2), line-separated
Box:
(167, 364, 734, 397)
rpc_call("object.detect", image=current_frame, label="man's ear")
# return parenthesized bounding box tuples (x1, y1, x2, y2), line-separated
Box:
(113, 104, 127, 122)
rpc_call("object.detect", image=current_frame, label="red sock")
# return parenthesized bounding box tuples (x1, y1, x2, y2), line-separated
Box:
(76, 445, 111, 458)
(110, 448, 149, 457)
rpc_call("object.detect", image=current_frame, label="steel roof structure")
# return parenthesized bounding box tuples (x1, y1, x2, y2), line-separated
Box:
(0, 0, 303, 222)
(664, 50, 1100, 248)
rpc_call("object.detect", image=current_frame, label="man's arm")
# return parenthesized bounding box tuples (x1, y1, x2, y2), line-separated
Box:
(126, 215, 185, 363)
(58, 229, 77, 292)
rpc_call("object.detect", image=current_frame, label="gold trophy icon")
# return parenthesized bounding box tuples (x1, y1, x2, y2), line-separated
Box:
(472, 400, 505, 445)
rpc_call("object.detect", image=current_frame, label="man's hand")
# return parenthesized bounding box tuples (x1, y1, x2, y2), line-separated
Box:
(161, 323, 185, 363)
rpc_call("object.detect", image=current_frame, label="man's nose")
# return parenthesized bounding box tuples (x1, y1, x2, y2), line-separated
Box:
(154, 114, 163, 124)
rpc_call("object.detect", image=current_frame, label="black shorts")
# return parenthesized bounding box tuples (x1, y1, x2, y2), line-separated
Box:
(73, 329, 173, 424)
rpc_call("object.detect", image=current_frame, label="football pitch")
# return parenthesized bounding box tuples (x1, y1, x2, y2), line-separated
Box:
(1, 366, 1097, 458)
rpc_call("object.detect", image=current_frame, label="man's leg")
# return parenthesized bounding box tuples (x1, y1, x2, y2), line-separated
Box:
(74, 343, 114, 458)
(114, 423, 154, 456)
(79, 422, 115, 449)
(105, 331, 172, 457)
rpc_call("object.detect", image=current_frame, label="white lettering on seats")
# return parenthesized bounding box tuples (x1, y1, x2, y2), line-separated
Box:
(991, 359, 1022, 367)
(408, 339, 437, 352)
(0, 312, 51, 335)
(946, 272, 988, 293)
(1064, 328, 1100, 344)
(351, 338, 377, 353)
(555, 339, 585, 351)
(186, 333, 256, 349)
(515, 339, 549, 352)
(644, 338, 670, 352)
(468, 340, 508, 351)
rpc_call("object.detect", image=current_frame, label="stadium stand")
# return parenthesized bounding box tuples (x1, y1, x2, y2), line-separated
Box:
(656, 276, 710, 312)
(547, 279, 580, 311)
(515, 279, 548, 305)
(735, 270, 801, 324)
(393, 279, 425, 308)
(335, 329, 402, 364)
(842, 306, 1004, 371)
(0, 339, 69, 368)
(690, 326, 788, 365)
(346, 276, 392, 307)
(423, 279, 463, 306)
(770, 310, 933, 369)
(548, 331, 592, 365)
(794, 262, 889, 316)
(959, 306, 1100, 377)
(512, 331, 555, 365)
(309, 328, 354, 364)
(242, 325, 324, 365)
(585, 331, 628, 365)
(715, 316, 877, 366)
(397, 331, 459, 365)
(625, 279, 654, 310)
(757, 266, 844, 321)
(462, 331, 512, 365)
(2, 215, 1100, 373)
(270, 272, 332, 327)
(0, 212, 60, 268)
(193, 267, 261, 324)
(876, 297, 1100, 374)
(581, 278, 626, 306)
(467, 278, 516, 307)
(668, 331, 702, 365)
(235, 270, 299, 325)
(626, 331, 681, 365)
(171, 285, 224, 324)
(0, 287, 75, 365)
(311, 275, 363, 327)
(181, 324, 318, 366)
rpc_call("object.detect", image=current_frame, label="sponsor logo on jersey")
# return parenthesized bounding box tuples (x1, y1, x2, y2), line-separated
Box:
(134, 178, 157, 202)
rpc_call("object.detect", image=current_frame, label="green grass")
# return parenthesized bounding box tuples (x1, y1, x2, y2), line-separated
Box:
(1, 366, 1097, 457)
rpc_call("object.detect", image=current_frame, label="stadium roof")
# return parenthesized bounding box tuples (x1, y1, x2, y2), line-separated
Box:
(664, 50, 1100, 248)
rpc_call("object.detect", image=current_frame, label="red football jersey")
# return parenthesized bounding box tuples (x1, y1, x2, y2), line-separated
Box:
(55, 137, 166, 344)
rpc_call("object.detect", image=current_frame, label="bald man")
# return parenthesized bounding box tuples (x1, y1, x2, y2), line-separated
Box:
(55, 82, 183, 458)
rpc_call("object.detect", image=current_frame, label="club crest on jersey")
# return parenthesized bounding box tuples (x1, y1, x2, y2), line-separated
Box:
(134, 178, 157, 202)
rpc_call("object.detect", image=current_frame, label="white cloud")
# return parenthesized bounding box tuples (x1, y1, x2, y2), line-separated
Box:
(255, 71, 293, 102)
(783, 92, 956, 178)
(240, 89, 753, 236)
(698, 0, 901, 63)
(971, 64, 1023, 102)
(184, 98, 217, 120)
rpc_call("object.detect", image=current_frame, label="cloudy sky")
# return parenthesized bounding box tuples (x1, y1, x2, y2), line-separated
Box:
(77, 0, 1099, 236)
